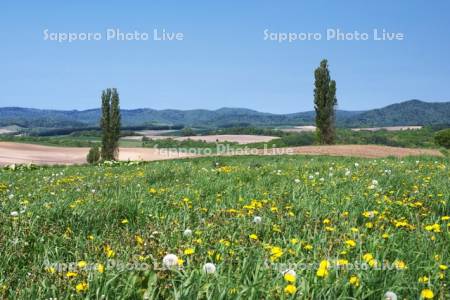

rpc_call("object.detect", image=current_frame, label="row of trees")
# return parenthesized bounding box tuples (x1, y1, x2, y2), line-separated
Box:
(87, 59, 336, 163)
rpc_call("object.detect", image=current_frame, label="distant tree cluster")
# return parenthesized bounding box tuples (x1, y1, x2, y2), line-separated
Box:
(314, 59, 337, 144)
(435, 128, 450, 148)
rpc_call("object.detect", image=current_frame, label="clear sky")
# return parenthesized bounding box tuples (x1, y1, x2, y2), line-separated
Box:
(1, 1, 449, 113)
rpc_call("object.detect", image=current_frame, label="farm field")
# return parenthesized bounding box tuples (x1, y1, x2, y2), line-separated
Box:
(0, 155, 449, 299)
(0, 142, 444, 166)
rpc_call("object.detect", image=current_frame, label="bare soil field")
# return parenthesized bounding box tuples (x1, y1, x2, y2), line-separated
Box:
(0, 142, 196, 165)
(0, 142, 443, 165)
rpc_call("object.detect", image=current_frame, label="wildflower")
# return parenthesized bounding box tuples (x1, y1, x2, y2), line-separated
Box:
(46, 266, 56, 274)
(424, 224, 441, 233)
(270, 246, 283, 261)
(121, 219, 129, 224)
(184, 248, 195, 255)
(104, 245, 115, 258)
(202, 262, 216, 274)
(316, 260, 329, 278)
(349, 275, 360, 287)
(439, 264, 448, 270)
(183, 229, 192, 237)
(66, 271, 78, 278)
(345, 240, 356, 248)
(97, 263, 105, 273)
(336, 259, 349, 266)
(249, 234, 258, 240)
(283, 270, 296, 283)
(162, 254, 179, 269)
(284, 284, 297, 295)
(303, 244, 313, 251)
(365, 222, 374, 229)
(420, 289, 434, 299)
(135, 235, 144, 245)
(394, 260, 407, 270)
(76, 282, 88, 293)
(384, 291, 397, 300)
(418, 276, 429, 283)
(77, 261, 87, 268)
(253, 216, 262, 224)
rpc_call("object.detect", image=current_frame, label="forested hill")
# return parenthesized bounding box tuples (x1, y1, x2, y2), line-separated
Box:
(0, 100, 448, 129)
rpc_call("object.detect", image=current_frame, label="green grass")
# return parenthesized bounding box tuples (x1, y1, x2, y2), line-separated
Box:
(0, 155, 449, 299)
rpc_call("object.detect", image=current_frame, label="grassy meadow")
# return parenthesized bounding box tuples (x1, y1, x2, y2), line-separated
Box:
(0, 155, 449, 299)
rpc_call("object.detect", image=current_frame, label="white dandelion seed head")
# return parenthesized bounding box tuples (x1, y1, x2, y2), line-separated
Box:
(253, 216, 262, 224)
(10, 211, 19, 217)
(203, 262, 216, 274)
(384, 291, 397, 300)
(183, 229, 192, 237)
(162, 254, 179, 269)
(372, 179, 378, 185)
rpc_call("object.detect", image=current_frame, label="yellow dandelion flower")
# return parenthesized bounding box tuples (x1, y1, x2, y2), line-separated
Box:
(66, 271, 78, 278)
(344, 240, 356, 248)
(349, 275, 360, 287)
(420, 289, 434, 299)
(249, 234, 258, 240)
(394, 260, 407, 270)
(97, 263, 105, 273)
(77, 261, 87, 268)
(284, 284, 297, 295)
(104, 245, 115, 258)
(184, 248, 195, 255)
(75, 282, 88, 293)
(283, 273, 296, 283)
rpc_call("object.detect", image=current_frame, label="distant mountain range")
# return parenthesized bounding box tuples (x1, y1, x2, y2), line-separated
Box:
(0, 100, 449, 129)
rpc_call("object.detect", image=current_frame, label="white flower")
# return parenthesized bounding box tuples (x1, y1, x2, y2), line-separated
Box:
(372, 179, 378, 185)
(183, 229, 192, 237)
(10, 211, 19, 217)
(308, 175, 314, 180)
(162, 254, 179, 269)
(294, 179, 301, 183)
(253, 216, 262, 224)
(345, 170, 351, 176)
(203, 262, 216, 274)
(354, 163, 359, 167)
(384, 291, 397, 300)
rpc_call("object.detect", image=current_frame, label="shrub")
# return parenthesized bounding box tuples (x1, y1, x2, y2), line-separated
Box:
(434, 129, 450, 148)
(87, 146, 101, 164)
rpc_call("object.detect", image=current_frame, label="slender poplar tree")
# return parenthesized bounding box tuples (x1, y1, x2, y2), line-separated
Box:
(314, 59, 337, 144)
(100, 88, 121, 160)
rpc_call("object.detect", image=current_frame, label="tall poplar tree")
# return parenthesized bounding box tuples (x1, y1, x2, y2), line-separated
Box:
(314, 59, 337, 144)
(100, 88, 121, 160)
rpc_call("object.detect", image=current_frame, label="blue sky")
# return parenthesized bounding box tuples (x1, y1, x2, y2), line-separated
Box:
(1, 1, 449, 113)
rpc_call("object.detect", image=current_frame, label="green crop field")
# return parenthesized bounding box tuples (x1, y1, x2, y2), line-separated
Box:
(1, 155, 449, 299)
